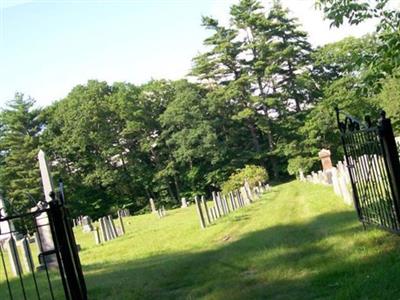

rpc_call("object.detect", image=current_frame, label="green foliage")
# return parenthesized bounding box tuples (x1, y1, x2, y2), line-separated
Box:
(287, 156, 317, 176)
(0, 94, 42, 212)
(373, 68, 400, 134)
(221, 165, 268, 194)
(2, 0, 392, 219)
(316, 0, 400, 91)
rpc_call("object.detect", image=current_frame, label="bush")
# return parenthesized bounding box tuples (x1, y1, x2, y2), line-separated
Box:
(221, 165, 268, 194)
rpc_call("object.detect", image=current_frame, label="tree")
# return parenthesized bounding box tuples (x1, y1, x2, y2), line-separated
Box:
(316, 0, 400, 91)
(192, 0, 317, 179)
(299, 37, 378, 166)
(0, 94, 42, 212)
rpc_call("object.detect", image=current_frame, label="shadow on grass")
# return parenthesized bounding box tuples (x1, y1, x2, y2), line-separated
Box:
(81, 210, 400, 300)
(3, 210, 400, 299)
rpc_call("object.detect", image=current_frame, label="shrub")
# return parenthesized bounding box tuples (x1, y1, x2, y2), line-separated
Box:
(221, 165, 268, 194)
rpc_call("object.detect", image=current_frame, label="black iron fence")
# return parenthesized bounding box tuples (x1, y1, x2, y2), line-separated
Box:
(0, 196, 87, 300)
(336, 109, 400, 233)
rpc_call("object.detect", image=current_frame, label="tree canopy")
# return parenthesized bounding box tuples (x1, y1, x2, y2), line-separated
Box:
(0, 0, 396, 217)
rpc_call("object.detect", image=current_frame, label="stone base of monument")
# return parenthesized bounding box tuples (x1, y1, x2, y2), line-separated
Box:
(37, 253, 59, 270)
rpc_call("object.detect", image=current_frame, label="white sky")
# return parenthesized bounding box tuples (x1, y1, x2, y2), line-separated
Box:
(210, 0, 378, 46)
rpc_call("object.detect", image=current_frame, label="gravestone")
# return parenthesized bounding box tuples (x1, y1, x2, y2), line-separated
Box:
(244, 181, 253, 202)
(82, 216, 93, 233)
(217, 193, 226, 215)
(194, 196, 206, 229)
(20, 236, 34, 273)
(118, 214, 125, 235)
(223, 195, 231, 213)
(319, 148, 333, 170)
(99, 218, 108, 242)
(212, 192, 221, 218)
(330, 167, 341, 196)
(339, 174, 353, 205)
(181, 197, 188, 208)
(107, 215, 117, 239)
(94, 227, 101, 245)
(201, 196, 211, 224)
(299, 170, 305, 181)
(149, 198, 157, 214)
(240, 187, 249, 205)
(36, 150, 58, 269)
(103, 217, 112, 241)
(208, 208, 215, 223)
(5, 236, 23, 277)
(229, 193, 236, 211)
(0, 197, 14, 242)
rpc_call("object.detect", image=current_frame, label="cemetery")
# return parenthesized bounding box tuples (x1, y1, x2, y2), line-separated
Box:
(4, 0, 400, 299)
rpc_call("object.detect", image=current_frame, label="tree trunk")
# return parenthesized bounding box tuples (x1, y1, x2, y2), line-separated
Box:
(248, 123, 260, 152)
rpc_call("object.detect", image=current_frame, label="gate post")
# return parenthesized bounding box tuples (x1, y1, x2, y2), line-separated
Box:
(49, 201, 87, 300)
(379, 114, 400, 224)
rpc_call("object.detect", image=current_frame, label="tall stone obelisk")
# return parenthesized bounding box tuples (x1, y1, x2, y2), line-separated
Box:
(35, 149, 58, 269)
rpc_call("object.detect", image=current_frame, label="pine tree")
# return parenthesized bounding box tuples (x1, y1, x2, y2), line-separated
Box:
(0, 94, 42, 212)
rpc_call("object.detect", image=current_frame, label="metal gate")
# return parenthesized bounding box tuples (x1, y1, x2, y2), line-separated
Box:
(0, 189, 87, 299)
(336, 108, 400, 233)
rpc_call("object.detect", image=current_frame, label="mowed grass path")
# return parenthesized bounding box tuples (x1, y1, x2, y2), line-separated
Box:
(75, 181, 400, 299)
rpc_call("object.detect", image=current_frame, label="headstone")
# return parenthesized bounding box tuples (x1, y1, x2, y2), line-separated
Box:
(212, 192, 221, 218)
(217, 193, 226, 215)
(208, 208, 215, 223)
(330, 167, 341, 196)
(149, 198, 157, 214)
(107, 215, 117, 239)
(20, 236, 34, 273)
(223, 195, 231, 213)
(0, 197, 13, 242)
(82, 216, 93, 233)
(94, 227, 101, 245)
(311, 171, 318, 184)
(194, 196, 206, 229)
(36, 150, 58, 269)
(5, 236, 23, 277)
(319, 148, 333, 170)
(118, 215, 125, 235)
(229, 193, 236, 210)
(244, 181, 253, 203)
(235, 190, 243, 208)
(240, 187, 249, 205)
(181, 197, 188, 208)
(299, 170, 305, 181)
(99, 218, 108, 242)
(211, 207, 217, 220)
(201, 196, 211, 224)
(339, 174, 353, 205)
(103, 217, 112, 241)
(324, 169, 333, 185)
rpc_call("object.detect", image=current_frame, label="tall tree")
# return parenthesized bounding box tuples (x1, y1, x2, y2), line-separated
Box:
(0, 94, 42, 212)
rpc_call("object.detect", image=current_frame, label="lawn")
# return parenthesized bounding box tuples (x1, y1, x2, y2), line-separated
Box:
(3, 181, 400, 299)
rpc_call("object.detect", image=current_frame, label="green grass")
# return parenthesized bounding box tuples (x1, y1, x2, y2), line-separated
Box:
(4, 181, 400, 299)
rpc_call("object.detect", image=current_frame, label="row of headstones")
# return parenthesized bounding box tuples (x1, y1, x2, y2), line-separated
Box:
(149, 199, 167, 218)
(118, 209, 130, 218)
(300, 160, 353, 205)
(194, 182, 271, 229)
(0, 232, 44, 277)
(93, 215, 126, 244)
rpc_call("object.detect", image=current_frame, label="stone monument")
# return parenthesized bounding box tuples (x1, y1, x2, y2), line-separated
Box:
(35, 149, 58, 269)
(318, 148, 333, 170)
